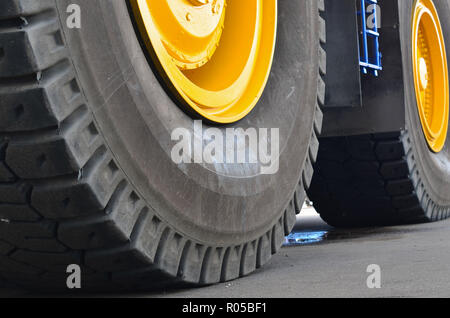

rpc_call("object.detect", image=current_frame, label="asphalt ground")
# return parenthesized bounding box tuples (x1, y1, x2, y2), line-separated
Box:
(1, 206, 450, 298)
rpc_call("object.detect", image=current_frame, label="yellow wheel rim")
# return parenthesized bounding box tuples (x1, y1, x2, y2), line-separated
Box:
(130, 0, 277, 123)
(412, 0, 449, 152)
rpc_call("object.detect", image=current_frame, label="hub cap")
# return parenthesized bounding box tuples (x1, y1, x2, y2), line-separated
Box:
(131, 0, 277, 123)
(412, 0, 449, 152)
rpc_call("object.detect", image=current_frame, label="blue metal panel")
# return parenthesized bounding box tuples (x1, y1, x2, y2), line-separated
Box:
(359, 0, 382, 76)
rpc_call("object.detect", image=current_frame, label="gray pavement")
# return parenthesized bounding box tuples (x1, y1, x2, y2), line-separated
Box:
(2, 207, 450, 298)
(152, 207, 450, 298)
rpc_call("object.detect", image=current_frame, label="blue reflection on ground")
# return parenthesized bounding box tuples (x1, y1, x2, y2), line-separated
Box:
(284, 231, 328, 246)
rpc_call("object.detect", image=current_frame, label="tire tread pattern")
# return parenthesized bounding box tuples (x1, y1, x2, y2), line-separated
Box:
(308, 131, 450, 227)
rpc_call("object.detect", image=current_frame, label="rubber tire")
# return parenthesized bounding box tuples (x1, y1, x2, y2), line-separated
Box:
(308, 0, 450, 228)
(0, 0, 326, 291)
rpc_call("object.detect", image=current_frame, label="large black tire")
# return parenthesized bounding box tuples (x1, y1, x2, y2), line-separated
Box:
(308, 0, 450, 228)
(0, 0, 326, 290)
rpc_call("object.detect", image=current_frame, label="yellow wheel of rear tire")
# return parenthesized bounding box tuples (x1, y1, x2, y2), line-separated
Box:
(131, 0, 277, 124)
(412, 0, 449, 152)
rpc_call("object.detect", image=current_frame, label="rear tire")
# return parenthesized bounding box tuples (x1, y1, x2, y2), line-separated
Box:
(308, 0, 450, 228)
(0, 0, 325, 290)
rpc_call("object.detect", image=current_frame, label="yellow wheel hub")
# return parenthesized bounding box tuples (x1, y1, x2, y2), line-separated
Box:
(412, 0, 449, 152)
(131, 0, 277, 123)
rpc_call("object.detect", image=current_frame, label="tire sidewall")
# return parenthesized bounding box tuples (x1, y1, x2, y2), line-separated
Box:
(55, 0, 320, 245)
